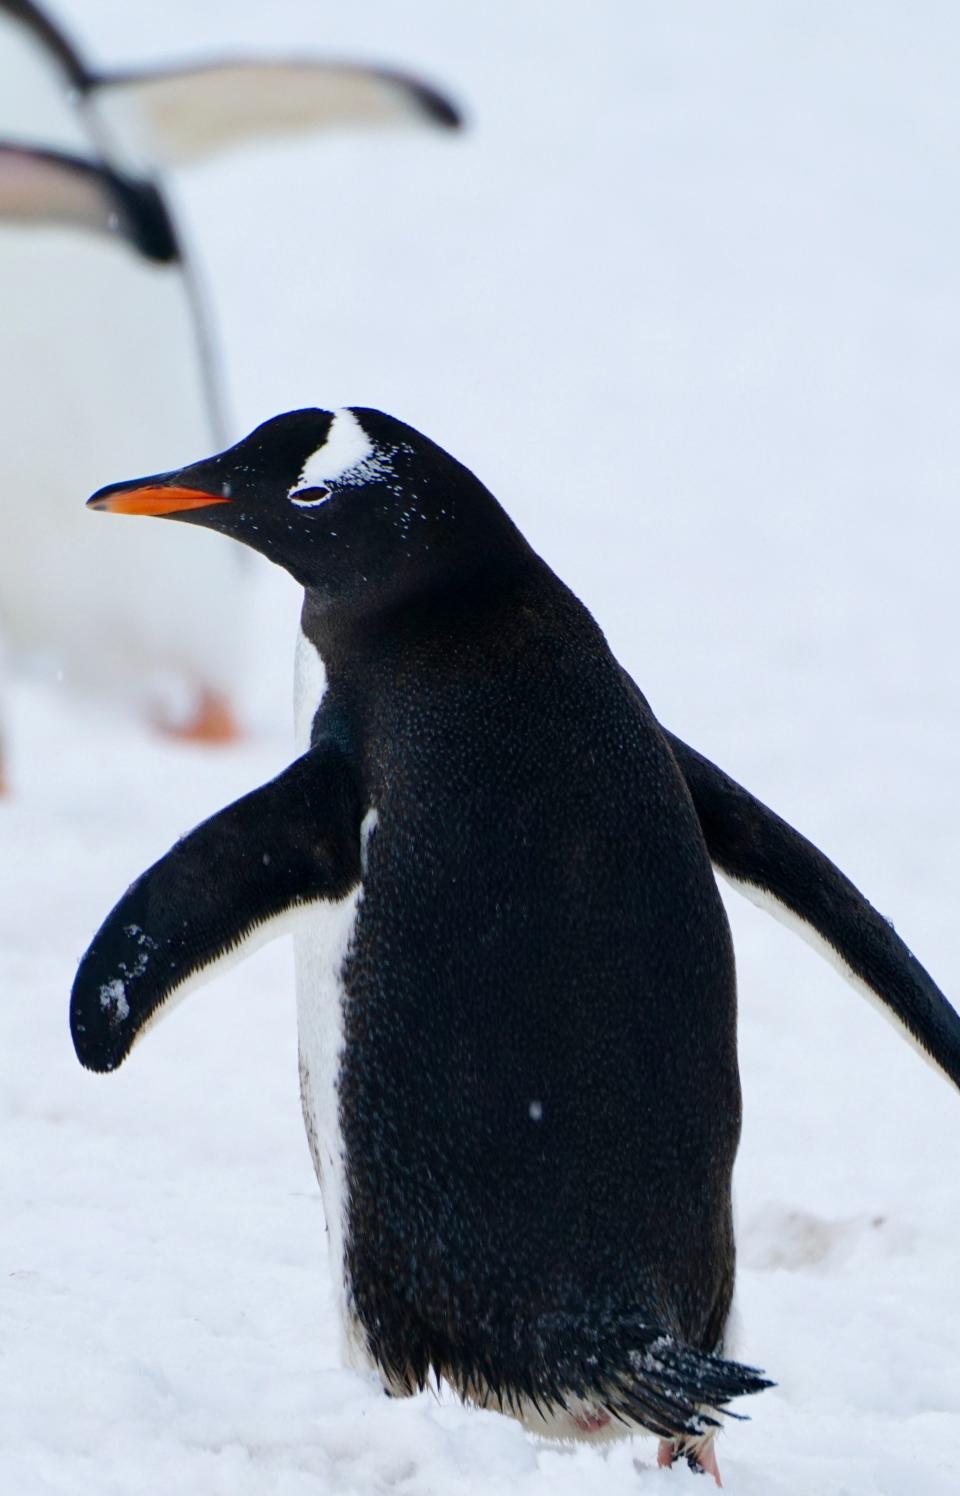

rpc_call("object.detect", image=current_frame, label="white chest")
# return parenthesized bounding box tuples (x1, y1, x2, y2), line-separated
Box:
(293, 626, 327, 755)
(292, 624, 377, 1370)
(293, 891, 369, 1368)
(0, 231, 243, 696)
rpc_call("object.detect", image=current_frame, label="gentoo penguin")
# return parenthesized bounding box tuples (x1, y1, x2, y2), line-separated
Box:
(70, 409, 960, 1480)
(0, 1, 460, 761)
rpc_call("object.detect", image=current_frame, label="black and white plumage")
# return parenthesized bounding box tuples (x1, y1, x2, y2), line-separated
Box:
(70, 408, 960, 1474)
(0, 1, 460, 746)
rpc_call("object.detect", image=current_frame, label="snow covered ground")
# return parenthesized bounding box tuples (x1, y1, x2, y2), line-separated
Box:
(3, 3, 960, 1492)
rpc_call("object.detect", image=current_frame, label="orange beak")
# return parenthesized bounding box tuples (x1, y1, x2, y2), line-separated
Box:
(87, 485, 231, 515)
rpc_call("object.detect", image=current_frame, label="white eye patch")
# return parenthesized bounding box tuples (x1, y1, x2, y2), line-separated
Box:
(290, 486, 330, 508)
(287, 408, 391, 507)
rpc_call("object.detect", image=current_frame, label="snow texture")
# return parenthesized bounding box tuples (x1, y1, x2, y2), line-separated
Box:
(98, 977, 130, 1022)
(3, 3, 960, 1494)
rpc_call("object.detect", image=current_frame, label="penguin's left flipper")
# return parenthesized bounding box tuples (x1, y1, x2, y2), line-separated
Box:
(70, 741, 362, 1074)
(91, 58, 461, 172)
(666, 731, 960, 1090)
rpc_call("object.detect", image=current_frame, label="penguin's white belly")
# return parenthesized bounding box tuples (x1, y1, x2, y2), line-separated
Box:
(292, 624, 375, 1370)
(293, 898, 373, 1372)
(0, 229, 245, 703)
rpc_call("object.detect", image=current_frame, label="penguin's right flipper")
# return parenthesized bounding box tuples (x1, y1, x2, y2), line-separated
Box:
(70, 741, 362, 1074)
(90, 58, 461, 172)
(666, 731, 960, 1090)
(0, 143, 177, 262)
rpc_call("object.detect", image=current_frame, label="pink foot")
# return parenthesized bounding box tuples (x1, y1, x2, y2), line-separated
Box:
(656, 1439, 722, 1487)
(573, 1406, 611, 1433)
(156, 688, 241, 745)
(698, 1443, 722, 1487)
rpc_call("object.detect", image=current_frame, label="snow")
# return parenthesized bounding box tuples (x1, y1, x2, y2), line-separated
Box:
(98, 977, 130, 1022)
(3, 2, 960, 1493)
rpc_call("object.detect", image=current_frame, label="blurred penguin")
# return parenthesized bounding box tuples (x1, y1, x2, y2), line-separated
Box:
(0, 1, 460, 778)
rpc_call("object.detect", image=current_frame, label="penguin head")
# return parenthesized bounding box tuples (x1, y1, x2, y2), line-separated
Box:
(88, 407, 526, 605)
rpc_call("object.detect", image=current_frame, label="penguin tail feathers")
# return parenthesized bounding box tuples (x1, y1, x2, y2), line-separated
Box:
(464, 1315, 773, 1440)
(597, 1328, 773, 1440)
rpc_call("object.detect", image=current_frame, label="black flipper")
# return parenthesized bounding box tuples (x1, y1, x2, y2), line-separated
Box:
(666, 731, 960, 1089)
(71, 741, 363, 1073)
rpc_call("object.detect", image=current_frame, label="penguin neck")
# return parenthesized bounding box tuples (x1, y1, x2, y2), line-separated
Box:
(299, 545, 538, 680)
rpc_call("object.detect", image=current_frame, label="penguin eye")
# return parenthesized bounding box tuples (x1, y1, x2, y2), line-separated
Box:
(289, 485, 331, 509)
